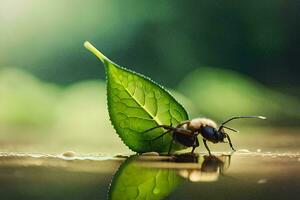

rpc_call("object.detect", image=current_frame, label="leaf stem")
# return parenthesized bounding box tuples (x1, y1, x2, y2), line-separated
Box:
(84, 41, 109, 64)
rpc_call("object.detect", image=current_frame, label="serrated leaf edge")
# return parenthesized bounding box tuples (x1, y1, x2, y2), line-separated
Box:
(84, 41, 189, 152)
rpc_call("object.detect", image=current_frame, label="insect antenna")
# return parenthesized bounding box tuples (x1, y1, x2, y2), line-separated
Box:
(218, 116, 266, 132)
(222, 126, 239, 133)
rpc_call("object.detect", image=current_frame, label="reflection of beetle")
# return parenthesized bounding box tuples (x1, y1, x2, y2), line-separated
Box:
(177, 154, 231, 182)
(144, 116, 266, 154)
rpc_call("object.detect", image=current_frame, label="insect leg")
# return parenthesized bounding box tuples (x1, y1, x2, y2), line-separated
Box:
(226, 133, 236, 151)
(222, 126, 239, 133)
(141, 125, 173, 134)
(191, 137, 199, 154)
(167, 131, 175, 155)
(202, 139, 211, 155)
(147, 129, 172, 142)
(175, 120, 190, 128)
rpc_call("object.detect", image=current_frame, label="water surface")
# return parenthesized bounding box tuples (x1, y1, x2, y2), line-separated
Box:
(0, 150, 299, 200)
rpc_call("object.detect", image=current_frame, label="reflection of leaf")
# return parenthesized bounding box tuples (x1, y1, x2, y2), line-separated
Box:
(84, 42, 188, 153)
(108, 156, 183, 200)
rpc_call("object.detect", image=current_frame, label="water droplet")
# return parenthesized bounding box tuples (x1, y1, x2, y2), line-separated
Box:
(141, 152, 160, 156)
(238, 149, 250, 153)
(62, 151, 76, 158)
(257, 179, 267, 184)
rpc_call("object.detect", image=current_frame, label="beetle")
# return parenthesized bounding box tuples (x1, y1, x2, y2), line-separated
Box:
(143, 116, 266, 154)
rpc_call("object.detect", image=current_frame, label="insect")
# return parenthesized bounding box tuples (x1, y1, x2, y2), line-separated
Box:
(177, 154, 231, 182)
(143, 116, 266, 154)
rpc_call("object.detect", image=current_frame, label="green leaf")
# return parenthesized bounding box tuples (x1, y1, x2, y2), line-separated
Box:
(84, 41, 189, 153)
(108, 156, 183, 200)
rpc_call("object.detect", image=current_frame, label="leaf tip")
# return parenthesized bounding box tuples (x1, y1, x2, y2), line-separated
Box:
(258, 116, 267, 120)
(83, 40, 92, 49)
(84, 41, 108, 64)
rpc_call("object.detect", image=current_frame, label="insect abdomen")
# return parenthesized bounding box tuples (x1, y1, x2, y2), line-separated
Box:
(174, 134, 195, 147)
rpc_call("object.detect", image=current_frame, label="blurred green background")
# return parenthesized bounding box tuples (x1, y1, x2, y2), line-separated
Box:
(0, 0, 299, 154)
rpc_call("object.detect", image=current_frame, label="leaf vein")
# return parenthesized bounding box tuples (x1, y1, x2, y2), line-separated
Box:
(115, 78, 163, 125)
